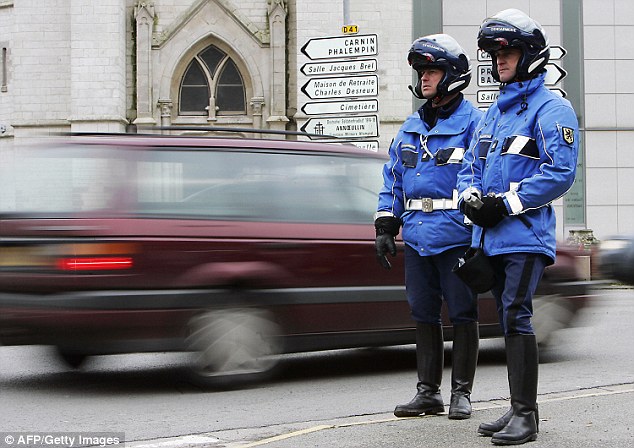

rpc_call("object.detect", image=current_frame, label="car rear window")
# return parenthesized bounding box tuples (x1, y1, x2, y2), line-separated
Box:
(0, 142, 384, 224)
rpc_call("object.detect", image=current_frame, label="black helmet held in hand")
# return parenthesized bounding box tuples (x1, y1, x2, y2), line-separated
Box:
(477, 8, 550, 82)
(407, 34, 472, 102)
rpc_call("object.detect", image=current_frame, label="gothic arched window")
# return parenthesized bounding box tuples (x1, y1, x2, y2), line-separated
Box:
(178, 45, 246, 116)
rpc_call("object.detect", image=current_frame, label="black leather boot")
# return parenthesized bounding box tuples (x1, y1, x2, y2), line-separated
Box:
(479, 407, 513, 436)
(394, 323, 445, 417)
(480, 406, 539, 436)
(448, 321, 479, 419)
(491, 334, 539, 445)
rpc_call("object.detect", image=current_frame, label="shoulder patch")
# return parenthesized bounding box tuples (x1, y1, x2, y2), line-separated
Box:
(562, 127, 574, 145)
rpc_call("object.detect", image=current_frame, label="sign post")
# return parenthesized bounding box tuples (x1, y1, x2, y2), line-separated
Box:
(299, 29, 380, 150)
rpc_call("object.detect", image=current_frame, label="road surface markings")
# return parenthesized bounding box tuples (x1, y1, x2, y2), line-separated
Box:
(125, 383, 634, 447)
(232, 383, 634, 447)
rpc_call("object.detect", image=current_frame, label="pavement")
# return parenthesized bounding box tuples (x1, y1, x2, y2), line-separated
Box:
(128, 382, 634, 448)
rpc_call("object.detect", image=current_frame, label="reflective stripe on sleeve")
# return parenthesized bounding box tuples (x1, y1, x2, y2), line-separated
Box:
(505, 190, 524, 215)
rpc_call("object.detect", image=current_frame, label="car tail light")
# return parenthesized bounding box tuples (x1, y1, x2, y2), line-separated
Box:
(56, 256, 134, 271)
(0, 242, 137, 272)
(54, 243, 137, 272)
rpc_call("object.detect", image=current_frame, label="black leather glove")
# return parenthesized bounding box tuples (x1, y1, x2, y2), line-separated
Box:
(459, 188, 483, 223)
(460, 201, 476, 224)
(468, 195, 508, 228)
(374, 216, 400, 270)
(459, 200, 476, 222)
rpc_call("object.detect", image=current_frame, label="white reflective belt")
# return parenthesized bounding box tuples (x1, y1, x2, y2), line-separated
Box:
(406, 195, 458, 212)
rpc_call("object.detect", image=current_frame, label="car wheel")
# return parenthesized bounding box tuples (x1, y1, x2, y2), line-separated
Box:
(532, 294, 574, 348)
(185, 308, 282, 389)
(55, 348, 88, 369)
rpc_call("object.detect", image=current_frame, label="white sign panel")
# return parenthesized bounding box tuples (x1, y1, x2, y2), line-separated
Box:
(550, 45, 567, 60)
(300, 115, 379, 139)
(478, 90, 499, 103)
(477, 63, 567, 87)
(477, 49, 492, 62)
(345, 140, 380, 152)
(301, 75, 378, 100)
(301, 99, 378, 115)
(544, 64, 567, 85)
(301, 34, 378, 60)
(477, 65, 497, 86)
(300, 59, 377, 76)
(316, 140, 380, 151)
(478, 87, 566, 104)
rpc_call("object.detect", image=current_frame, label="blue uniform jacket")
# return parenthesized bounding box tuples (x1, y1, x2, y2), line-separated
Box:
(457, 72, 579, 263)
(377, 98, 483, 256)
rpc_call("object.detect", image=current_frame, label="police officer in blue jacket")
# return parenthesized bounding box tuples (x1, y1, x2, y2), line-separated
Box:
(375, 34, 483, 420)
(458, 9, 579, 445)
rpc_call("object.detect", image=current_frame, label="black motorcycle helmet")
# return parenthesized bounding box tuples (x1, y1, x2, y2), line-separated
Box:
(407, 34, 471, 102)
(477, 8, 550, 82)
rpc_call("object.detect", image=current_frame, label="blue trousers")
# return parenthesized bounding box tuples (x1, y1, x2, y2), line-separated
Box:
(404, 244, 478, 325)
(489, 252, 549, 335)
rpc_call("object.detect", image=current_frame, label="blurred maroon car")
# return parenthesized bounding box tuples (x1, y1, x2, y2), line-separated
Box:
(0, 133, 592, 387)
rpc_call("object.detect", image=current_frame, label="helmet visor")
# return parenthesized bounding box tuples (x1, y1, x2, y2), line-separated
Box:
(478, 36, 510, 53)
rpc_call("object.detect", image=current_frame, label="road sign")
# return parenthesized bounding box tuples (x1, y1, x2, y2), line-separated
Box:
(345, 140, 379, 152)
(301, 99, 378, 115)
(314, 140, 380, 151)
(478, 88, 566, 104)
(342, 25, 358, 34)
(477, 65, 497, 86)
(477, 49, 492, 62)
(301, 74, 378, 100)
(300, 58, 377, 76)
(477, 90, 499, 103)
(544, 64, 567, 85)
(301, 34, 378, 60)
(550, 45, 567, 60)
(477, 63, 567, 87)
(300, 115, 379, 139)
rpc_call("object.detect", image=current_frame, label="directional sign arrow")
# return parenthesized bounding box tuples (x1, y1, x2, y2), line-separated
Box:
(313, 140, 380, 152)
(345, 140, 379, 152)
(477, 87, 566, 104)
(300, 58, 377, 76)
(550, 45, 567, 60)
(300, 115, 379, 139)
(301, 99, 379, 115)
(478, 63, 566, 87)
(545, 63, 567, 86)
(301, 34, 378, 60)
(477, 90, 499, 104)
(477, 49, 492, 62)
(301, 74, 378, 100)
(477, 64, 497, 87)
